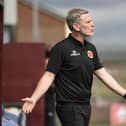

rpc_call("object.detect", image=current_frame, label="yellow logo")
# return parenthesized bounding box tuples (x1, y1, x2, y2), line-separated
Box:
(87, 50, 94, 59)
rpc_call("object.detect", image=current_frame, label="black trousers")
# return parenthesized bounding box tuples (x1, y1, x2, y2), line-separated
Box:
(45, 87, 55, 126)
(56, 102, 91, 126)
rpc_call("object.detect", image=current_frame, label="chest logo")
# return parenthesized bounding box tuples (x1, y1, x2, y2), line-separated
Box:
(87, 50, 94, 59)
(70, 50, 80, 56)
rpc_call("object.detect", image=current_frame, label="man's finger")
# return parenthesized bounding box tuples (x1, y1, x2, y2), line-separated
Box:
(21, 97, 29, 101)
(21, 98, 33, 103)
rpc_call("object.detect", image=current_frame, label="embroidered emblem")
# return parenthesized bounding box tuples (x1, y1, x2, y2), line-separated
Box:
(87, 50, 94, 59)
(70, 50, 80, 56)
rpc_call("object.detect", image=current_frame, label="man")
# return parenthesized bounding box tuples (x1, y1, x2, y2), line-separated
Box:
(22, 8, 126, 126)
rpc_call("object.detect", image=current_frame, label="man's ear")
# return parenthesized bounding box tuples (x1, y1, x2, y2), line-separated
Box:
(73, 23, 80, 32)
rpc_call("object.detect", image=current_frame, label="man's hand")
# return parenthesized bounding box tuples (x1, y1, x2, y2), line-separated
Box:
(21, 97, 36, 114)
(21, 71, 55, 114)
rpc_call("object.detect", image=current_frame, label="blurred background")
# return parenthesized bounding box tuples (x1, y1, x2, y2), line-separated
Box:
(2, 0, 126, 126)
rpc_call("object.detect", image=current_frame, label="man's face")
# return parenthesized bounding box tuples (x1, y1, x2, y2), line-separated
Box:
(74, 13, 94, 37)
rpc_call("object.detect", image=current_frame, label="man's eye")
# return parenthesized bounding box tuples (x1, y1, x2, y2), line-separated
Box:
(86, 21, 90, 23)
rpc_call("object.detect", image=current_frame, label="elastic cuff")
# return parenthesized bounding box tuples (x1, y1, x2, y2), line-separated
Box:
(123, 93, 126, 99)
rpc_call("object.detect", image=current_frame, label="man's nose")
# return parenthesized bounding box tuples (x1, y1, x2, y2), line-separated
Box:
(91, 21, 94, 27)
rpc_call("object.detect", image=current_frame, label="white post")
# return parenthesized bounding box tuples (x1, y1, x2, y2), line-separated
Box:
(32, 0, 40, 42)
(4, 0, 17, 25)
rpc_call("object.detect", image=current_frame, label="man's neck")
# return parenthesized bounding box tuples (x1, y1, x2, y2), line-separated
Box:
(71, 32, 85, 44)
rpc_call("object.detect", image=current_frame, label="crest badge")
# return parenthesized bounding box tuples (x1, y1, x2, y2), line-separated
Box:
(87, 50, 94, 59)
